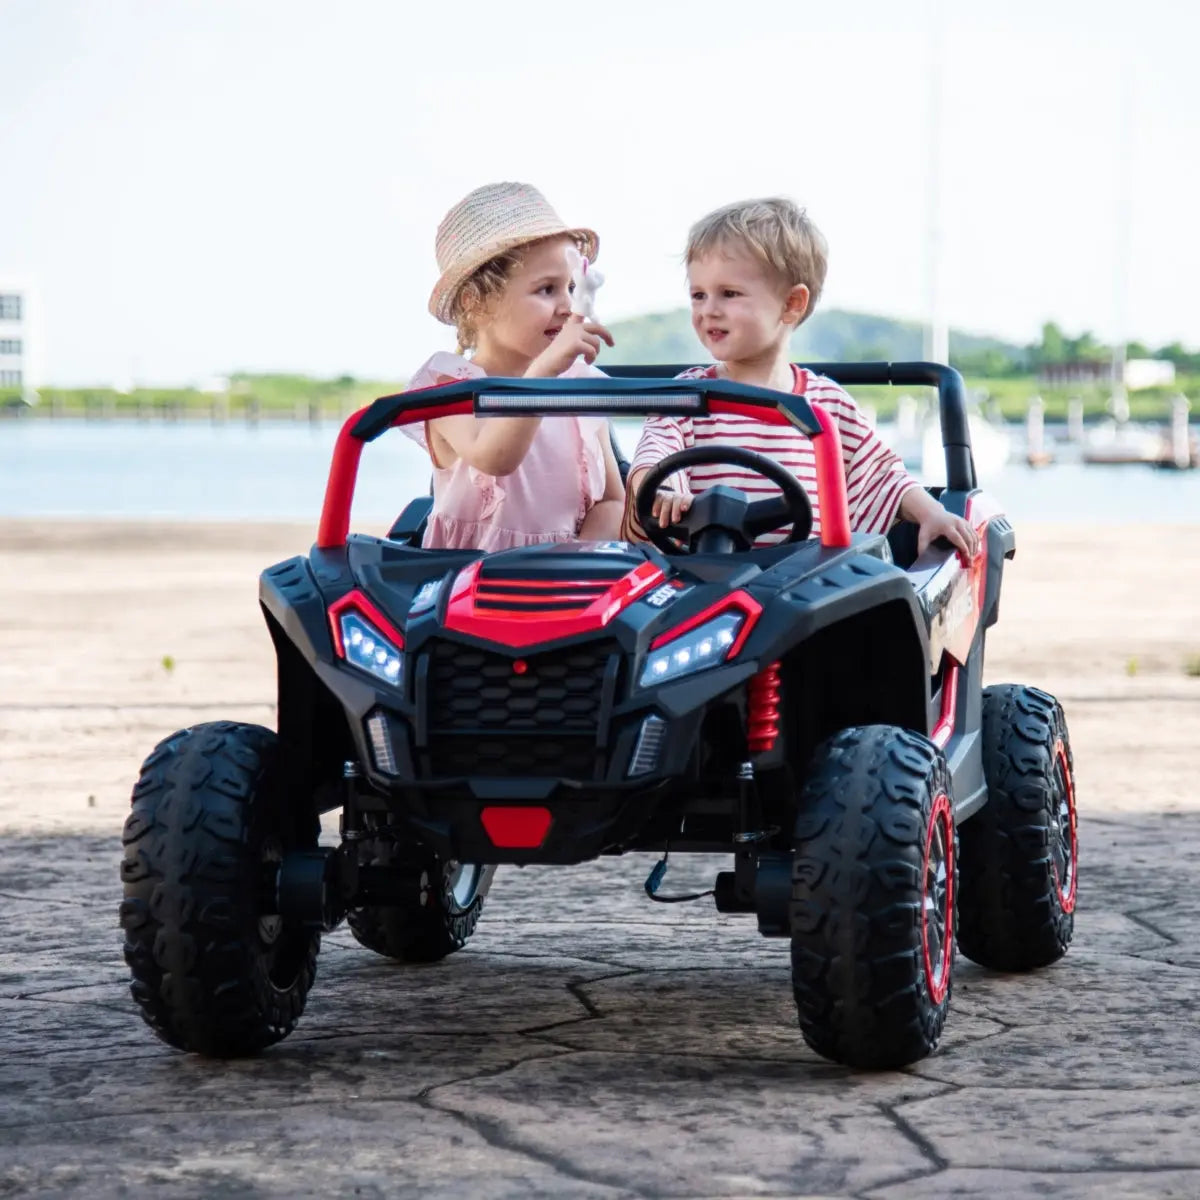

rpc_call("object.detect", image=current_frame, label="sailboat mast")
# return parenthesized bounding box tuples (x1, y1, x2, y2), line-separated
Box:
(925, 0, 948, 365)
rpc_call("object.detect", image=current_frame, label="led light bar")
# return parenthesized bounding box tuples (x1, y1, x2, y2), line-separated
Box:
(628, 715, 667, 776)
(476, 391, 704, 413)
(365, 711, 398, 775)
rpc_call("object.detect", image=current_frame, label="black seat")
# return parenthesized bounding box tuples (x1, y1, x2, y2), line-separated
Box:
(610, 421, 631, 485)
(387, 495, 433, 545)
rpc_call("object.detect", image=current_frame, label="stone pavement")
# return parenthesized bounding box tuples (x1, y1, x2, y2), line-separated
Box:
(2, 812, 1198, 1198)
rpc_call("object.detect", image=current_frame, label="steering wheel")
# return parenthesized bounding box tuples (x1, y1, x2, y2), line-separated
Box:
(634, 445, 814, 555)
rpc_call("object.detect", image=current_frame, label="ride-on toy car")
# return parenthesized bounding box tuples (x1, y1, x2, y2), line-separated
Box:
(120, 363, 1077, 1067)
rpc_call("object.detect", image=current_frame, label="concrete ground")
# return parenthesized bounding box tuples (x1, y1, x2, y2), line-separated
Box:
(1, 521, 1198, 1197)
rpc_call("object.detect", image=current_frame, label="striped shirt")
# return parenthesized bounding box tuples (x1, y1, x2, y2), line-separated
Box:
(624, 364, 919, 546)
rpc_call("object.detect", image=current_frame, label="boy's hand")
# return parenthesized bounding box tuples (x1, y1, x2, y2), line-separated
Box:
(525, 313, 614, 378)
(917, 508, 979, 561)
(650, 488, 692, 528)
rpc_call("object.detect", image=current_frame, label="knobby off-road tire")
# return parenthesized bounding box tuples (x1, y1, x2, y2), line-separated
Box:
(347, 836, 494, 963)
(957, 684, 1077, 970)
(791, 726, 957, 1069)
(119, 721, 320, 1056)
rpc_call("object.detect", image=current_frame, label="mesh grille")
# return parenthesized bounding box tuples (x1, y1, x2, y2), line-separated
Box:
(424, 640, 615, 779)
(428, 641, 611, 731)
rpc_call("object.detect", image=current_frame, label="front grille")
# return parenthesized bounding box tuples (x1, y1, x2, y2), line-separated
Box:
(428, 640, 611, 731)
(424, 639, 616, 778)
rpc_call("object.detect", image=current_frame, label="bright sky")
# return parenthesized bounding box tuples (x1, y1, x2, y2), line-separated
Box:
(2, 0, 1197, 385)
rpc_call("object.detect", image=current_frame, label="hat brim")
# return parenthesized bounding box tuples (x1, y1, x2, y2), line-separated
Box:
(428, 227, 599, 325)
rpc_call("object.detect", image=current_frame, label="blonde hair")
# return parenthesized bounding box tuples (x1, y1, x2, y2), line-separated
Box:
(686, 197, 828, 324)
(449, 248, 526, 355)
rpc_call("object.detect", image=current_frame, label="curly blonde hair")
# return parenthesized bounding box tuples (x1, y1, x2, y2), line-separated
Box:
(448, 249, 526, 355)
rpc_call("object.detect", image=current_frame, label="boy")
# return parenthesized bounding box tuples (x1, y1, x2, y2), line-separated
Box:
(619, 198, 977, 559)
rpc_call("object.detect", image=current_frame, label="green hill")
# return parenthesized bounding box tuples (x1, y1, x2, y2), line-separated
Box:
(605, 306, 1028, 373)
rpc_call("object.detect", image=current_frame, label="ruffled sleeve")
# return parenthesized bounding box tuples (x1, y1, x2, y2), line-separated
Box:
(402, 352, 485, 450)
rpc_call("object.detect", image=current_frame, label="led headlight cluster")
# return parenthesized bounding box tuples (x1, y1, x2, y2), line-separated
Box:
(638, 611, 744, 688)
(340, 611, 403, 686)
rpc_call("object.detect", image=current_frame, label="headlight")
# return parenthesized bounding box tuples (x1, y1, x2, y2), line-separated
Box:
(638, 611, 744, 688)
(340, 611, 403, 686)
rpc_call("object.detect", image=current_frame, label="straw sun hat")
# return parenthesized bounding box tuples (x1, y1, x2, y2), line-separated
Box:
(428, 182, 599, 324)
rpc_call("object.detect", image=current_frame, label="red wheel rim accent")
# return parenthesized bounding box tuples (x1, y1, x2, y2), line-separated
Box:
(1053, 740, 1078, 914)
(921, 791, 955, 1005)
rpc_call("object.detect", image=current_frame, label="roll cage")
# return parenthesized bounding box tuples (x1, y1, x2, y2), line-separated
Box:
(316, 362, 977, 550)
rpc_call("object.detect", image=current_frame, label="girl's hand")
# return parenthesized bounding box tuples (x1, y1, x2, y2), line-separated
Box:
(917, 508, 979, 560)
(525, 313, 614, 378)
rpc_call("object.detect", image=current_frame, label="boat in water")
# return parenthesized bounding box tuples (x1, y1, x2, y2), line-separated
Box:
(884, 394, 1012, 484)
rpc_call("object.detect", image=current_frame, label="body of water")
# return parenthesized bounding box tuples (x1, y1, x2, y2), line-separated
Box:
(2, 417, 1198, 527)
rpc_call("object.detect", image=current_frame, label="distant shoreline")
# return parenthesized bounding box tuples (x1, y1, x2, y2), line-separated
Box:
(4, 397, 1196, 429)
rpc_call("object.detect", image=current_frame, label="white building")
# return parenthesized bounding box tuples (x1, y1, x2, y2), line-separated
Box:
(1124, 358, 1176, 391)
(0, 279, 42, 404)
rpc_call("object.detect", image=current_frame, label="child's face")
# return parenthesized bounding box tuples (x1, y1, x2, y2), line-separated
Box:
(688, 247, 806, 363)
(475, 236, 577, 366)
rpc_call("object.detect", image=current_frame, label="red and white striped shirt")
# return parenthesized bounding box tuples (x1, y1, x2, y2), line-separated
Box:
(626, 365, 919, 546)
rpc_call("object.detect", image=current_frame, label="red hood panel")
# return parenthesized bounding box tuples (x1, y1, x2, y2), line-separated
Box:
(443, 557, 665, 648)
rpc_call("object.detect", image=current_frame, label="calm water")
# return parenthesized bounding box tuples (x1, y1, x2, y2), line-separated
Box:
(2, 417, 1198, 526)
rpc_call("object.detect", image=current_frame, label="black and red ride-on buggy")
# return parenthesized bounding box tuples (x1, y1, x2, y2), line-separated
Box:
(120, 363, 1078, 1067)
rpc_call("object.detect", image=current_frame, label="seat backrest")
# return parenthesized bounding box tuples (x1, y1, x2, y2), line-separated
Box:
(610, 421, 631, 484)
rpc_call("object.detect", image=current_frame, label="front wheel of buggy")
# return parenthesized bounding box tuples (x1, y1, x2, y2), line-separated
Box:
(119, 721, 320, 1056)
(957, 685, 1077, 971)
(790, 726, 957, 1069)
(347, 838, 495, 963)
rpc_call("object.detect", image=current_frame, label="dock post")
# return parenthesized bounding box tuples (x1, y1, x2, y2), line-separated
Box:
(1026, 395, 1046, 465)
(1170, 394, 1192, 470)
(1067, 396, 1085, 442)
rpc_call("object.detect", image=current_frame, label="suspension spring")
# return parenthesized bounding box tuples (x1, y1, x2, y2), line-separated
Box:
(746, 661, 781, 753)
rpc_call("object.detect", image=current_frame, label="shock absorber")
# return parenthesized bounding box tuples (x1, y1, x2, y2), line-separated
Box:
(746, 661, 781, 753)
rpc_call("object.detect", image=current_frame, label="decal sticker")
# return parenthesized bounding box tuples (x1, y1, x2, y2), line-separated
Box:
(925, 566, 977, 672)
(645, 582, 690, 609)
(410, 578, 444, 614)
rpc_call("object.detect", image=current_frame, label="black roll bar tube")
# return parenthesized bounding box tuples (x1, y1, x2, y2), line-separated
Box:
(601, 361, 977, 492)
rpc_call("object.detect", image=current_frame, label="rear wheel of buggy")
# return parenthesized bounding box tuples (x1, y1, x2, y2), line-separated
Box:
(957, 684, 1077, 970)
(790, 726, 956, 1069)
(119, 721, 321, 1056)
(347, 835, 494, 963)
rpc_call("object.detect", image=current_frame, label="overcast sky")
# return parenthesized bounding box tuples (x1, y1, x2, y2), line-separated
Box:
(2, 0, 1197, 386)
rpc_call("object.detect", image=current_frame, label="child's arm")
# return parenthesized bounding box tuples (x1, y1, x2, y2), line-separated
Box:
(620, 418, 691, 542)
(427, 316, 614, 477)
(814, 378, 978, 559)
(898, 488, 979, 559)
(427, 414, 543, 477)
(578, 435, 626, 540)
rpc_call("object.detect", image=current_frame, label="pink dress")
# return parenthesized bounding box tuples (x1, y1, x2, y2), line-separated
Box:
(403, 352, 610, 552)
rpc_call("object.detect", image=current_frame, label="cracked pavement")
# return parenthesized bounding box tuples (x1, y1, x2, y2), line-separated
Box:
(2, 813, 1199, 1198)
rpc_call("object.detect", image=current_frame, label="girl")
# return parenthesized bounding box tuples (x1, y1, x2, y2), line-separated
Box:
(405, 182, 625, 551)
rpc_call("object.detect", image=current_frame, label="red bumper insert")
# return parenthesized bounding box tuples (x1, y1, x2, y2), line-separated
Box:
(480, 806, 553, 849)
